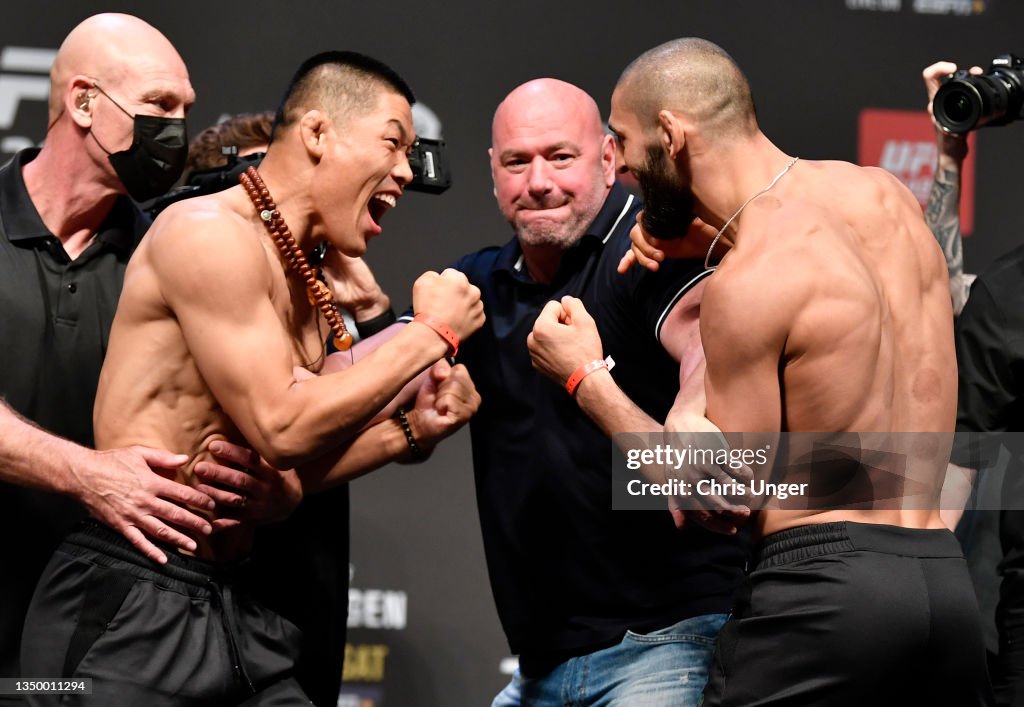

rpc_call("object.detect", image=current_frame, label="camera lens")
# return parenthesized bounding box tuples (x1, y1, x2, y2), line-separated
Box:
(934, 79, 984, 134)
(943, 91, 975, 124)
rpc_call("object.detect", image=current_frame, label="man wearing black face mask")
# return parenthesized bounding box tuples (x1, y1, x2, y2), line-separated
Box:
(0, 14, 285, 696)
(79, 80, 189, 203)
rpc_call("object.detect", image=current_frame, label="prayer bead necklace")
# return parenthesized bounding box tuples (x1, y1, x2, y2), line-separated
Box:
(239, 166, 353, 352)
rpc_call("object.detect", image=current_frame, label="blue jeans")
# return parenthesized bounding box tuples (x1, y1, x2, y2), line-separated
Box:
(492, 613, 728, 707)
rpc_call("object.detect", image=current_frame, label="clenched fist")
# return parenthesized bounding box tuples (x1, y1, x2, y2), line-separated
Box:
(412, 268, 486, 341)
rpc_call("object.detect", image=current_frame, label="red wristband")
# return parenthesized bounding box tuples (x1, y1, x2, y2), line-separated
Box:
(413, 313, 459, 357)
(565, 356, 615, 396)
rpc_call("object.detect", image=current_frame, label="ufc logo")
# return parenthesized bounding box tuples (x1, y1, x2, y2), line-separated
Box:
(0, 46, 56, 155)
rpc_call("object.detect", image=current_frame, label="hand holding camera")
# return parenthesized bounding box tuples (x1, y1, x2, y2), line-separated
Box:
(933, 53, 1024, 134)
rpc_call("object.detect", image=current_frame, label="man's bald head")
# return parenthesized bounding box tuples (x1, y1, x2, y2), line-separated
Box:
(48, 13, 188, 124)
(489, 78, 616, 257)
(491, 78, 606, 147)
(616, 38, 756, 140)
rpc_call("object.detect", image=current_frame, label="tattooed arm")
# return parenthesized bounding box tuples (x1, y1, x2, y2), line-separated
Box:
(923, 61, 978, 317)
(925, 141, 968, 315)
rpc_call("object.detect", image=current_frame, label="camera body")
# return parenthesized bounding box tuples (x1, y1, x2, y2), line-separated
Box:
(933, 53, 1024, 134)
(407, 137, 452, 194)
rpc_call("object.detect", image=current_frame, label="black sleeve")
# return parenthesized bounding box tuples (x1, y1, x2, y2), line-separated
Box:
(354, 308, 397, 337)
(600, 230, 709, 343)
(956, 279, 1024, 608)
(636, 258, 711, 342)
(955, 278, 1024, 435)
(953, 259, 1024, 703)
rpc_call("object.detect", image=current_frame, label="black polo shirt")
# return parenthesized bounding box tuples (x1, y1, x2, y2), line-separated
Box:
(955, 244, 1024, 436)
(0, 149, 146, 444)
(420, 183, 748, 673)
(0, 148, 147, 684)
(954, 245, 1024, 627)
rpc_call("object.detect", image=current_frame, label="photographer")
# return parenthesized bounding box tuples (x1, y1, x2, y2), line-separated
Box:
(186, 111, 273, 175)
(924, 61, 976, 316)
(926, 57, 1024, 705)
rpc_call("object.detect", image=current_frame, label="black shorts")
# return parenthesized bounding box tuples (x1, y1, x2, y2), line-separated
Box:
(701, 521, 992, 707)
(20, 521, 311, 706)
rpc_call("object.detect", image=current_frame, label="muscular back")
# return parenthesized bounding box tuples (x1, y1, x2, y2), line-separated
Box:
(701, 160, 956, 533)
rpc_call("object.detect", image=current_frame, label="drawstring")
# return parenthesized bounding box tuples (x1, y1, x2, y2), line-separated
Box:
(207, 578, 256, 694)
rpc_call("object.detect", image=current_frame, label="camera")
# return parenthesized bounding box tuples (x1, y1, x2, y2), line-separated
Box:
(933, 53, 1024, 134)
(407, 137, 451, 194)
(147, 137, 452, 218)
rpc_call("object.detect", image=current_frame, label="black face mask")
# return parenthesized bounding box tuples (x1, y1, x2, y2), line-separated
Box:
(90, 85, 189, 202)
(108, 115, 189, 202)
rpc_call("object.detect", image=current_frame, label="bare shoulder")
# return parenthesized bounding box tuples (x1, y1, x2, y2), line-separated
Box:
(145, 192, 274, 301)
(703, 195, 830, 348)
(148, 193, 267, 269)
(718, 194, 826, 285)
(816, 159, 920, 211)
(148, 194, 256, 256)
(703, 235, 808, 352)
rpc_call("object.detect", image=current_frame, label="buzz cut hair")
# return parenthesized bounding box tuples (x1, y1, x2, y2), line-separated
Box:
(618, 38, 756, 139)
(270, 50, 415, 142)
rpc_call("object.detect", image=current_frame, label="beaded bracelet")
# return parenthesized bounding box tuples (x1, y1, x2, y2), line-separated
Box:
(396, 406, 425, 461)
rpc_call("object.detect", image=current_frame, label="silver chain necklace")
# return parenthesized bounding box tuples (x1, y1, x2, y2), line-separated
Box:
(703, 156, 800, 271)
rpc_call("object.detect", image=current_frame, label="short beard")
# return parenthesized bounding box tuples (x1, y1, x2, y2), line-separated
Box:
(636, 144, 694, 240)
(513, 169, 608, 249)
(514, 210, 591, 249)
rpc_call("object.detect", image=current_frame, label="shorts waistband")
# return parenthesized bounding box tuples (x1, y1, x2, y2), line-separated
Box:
(754, 521, 963, 570)
(61, 520, 247, 590)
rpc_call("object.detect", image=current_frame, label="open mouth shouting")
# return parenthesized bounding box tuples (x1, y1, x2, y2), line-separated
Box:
(367, 191, 399, 234)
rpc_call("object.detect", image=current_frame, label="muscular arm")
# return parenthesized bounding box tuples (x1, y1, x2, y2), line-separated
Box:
(922, 60, 972, 316)
(700, 266, 787, 434)
(924, 141, 968, 316)
(527, 288, 704, 439)
(299, 360, 480, 490)
(569, 285, 707, 436)
(527, 286, 749, 530)
(147, 211, 475, 469)
(0, 399, 93, 495)
(296, 417, 419, 491)
(0, 400, 215, 563)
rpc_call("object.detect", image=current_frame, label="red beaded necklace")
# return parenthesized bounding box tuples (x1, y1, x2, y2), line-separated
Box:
(239, 166, 353, 352)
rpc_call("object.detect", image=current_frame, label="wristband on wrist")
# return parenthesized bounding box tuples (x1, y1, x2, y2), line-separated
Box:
(396, 406, 425, 461)
(565, 355, 616, 396)
(412, 312, 459, 357)
(354, 307, 397, 337)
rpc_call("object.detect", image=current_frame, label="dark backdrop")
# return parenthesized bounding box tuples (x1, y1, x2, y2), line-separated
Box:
(1, 2, 1019, 704)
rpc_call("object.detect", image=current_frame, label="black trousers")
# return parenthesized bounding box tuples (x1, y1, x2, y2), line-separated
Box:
(20, 521, 311, 706)
(702, 521, 993, 706)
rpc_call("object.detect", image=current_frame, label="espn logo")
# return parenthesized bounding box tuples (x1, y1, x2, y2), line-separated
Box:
(858, 108, 976, 235)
